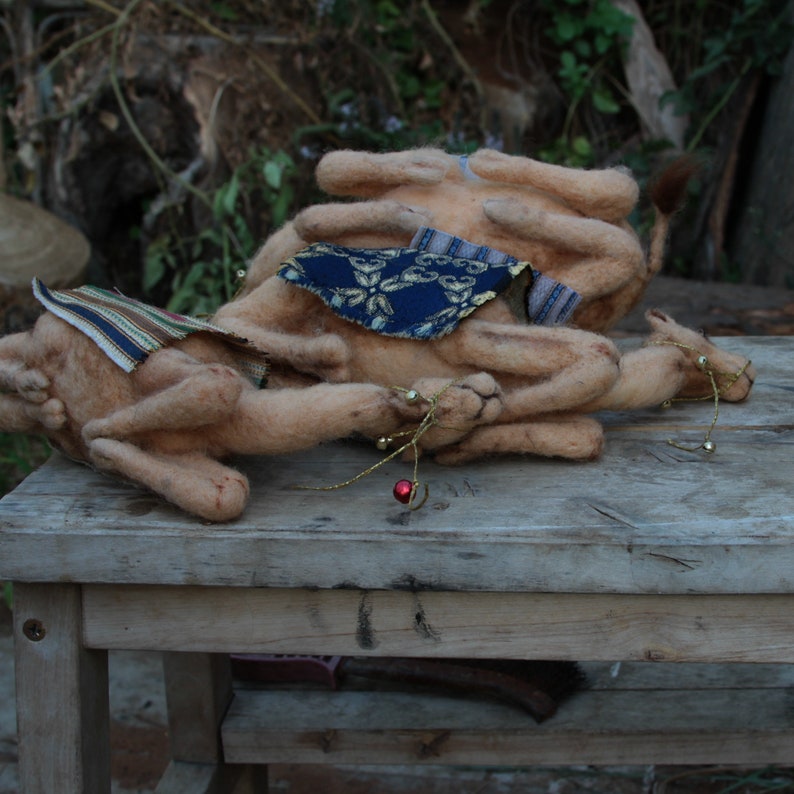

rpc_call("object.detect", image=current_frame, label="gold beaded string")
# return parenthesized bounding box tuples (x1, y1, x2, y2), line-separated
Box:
(294, 379, 463, 509)
(230, 269, 248, 301)
(646, 340, 751, 453)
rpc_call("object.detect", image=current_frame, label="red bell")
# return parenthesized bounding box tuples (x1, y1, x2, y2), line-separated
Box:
(393, 479, 415, 504)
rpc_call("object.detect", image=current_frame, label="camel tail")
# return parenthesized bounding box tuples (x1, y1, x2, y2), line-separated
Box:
(646, 155, 701, 278)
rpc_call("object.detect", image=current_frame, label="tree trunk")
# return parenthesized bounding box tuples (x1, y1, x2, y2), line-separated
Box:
(729, 3, 794, 288)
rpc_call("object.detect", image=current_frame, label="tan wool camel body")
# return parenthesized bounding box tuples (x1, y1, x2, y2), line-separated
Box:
(214, 149, 754, 464)
(0, 149, 755, 517)
(239, 148, 696, 332)
(0, 285, 503, 521)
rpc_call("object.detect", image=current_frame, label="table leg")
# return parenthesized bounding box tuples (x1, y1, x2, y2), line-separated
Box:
(160, 652, 267, 793)
(13, 582, 110, 794)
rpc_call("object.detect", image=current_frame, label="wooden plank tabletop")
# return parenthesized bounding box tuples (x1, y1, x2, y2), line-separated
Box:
(1, 336, 792, 594)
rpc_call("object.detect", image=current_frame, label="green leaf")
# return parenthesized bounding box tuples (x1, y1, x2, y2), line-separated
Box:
(210, 2, 238, 21)
(233, 215, 255, 254)
(397, 73, 421, 99)
(376, 0, 400, 21)
(213, 171, 240, 219)
(574, 39, 592, 58)
(263, 160, 283, 190)
(559, 50, 578, 69)
(556, 16, 579, 41)
(143, 253, 166, 292)
(592, 88, 620, 114)
(687, 54, 731, 82)
(594, 32, 612, 55)
(142, 238, 174, 292)
(571, 136, 593, 157)
(271, 185, 294, 229)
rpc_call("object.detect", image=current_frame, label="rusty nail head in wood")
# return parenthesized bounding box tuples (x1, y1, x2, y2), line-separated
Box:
(22, 619, 46, 642)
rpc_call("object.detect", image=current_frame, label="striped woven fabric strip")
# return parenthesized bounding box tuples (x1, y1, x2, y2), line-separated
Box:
(411, 226, 519, 264)
(458, 154, 483, 181)
(527, 273, 582, 326)
(32, 279, 269, 387)
(410, 227, 581, 326)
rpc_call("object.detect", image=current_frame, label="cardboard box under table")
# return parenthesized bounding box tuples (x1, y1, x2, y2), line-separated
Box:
(1, 335, 793, 793)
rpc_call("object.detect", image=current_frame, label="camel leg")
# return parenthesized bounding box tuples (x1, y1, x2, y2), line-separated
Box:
(407, 373, 503, 450)
(497, 357, 622, 420)
(436, 320, 620, 418)
(88, 439, 249, 521)
(82, 349, 245, 442)
(433, 415, 605, 464)
(222, 383, 423, 455)
(0, 394, 65, 432)
(215, 279, 355, 383)
(316, 149, 452, 197)
(0, 330, 65, 431)
(467, 149, 639, 222)
(482, 200, 643, 299)
(0, 331, 51, 403)
(223, 374, 503, 456)
(218, 320, 352, 386)
(438, 320, 620, 376)
(0, 394, 39, 432)
(293, 200, 430, 244)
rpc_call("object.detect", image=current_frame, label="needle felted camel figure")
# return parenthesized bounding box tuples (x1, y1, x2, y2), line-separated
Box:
(0, 276, 754, 519)
(0, 149, 755, 517)
(0, 281, 503, 520)
(239, 148, 696, 333)
(0, 279, 754, 520)
(213, 148, 754, 464)
(218, 262, 754, 465)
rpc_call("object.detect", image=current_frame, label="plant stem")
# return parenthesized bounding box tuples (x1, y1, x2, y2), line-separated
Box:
(41, 22, 118, 76)
(687, 57, 752, 152)
(84, 0, 122, 16)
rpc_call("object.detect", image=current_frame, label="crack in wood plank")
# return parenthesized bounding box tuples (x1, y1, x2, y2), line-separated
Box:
(645, 552, 701, 571)
(587, 503, 641, 529)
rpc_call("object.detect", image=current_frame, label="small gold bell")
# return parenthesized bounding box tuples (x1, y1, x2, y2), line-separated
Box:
(702, 440, 716, 453)
(404, 389, 420, 405)
(696, 355, 709, 370)
(661, 399, 672, 409)
(376, 436, 391, 451)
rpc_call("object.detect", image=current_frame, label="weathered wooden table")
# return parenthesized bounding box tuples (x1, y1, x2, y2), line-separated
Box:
(1, 336, 793, 793)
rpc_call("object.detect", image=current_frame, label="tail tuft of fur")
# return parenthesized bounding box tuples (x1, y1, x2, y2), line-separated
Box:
(648, 155, 701, 216)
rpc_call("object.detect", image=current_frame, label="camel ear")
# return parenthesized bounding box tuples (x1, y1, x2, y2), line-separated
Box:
(645, 308, 675, 332)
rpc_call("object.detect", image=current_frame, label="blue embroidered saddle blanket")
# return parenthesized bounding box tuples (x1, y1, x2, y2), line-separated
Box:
(278, 227, 580, 339)
(32, 279, 269, 387)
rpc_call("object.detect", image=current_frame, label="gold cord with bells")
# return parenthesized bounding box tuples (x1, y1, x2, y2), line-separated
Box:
(295, 379, 464, 510)
(296, 342, 750, 504)
(647, 340, 752, 453)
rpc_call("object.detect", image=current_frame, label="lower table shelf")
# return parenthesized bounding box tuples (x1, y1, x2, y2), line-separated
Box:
(222, 661, 794, 767)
